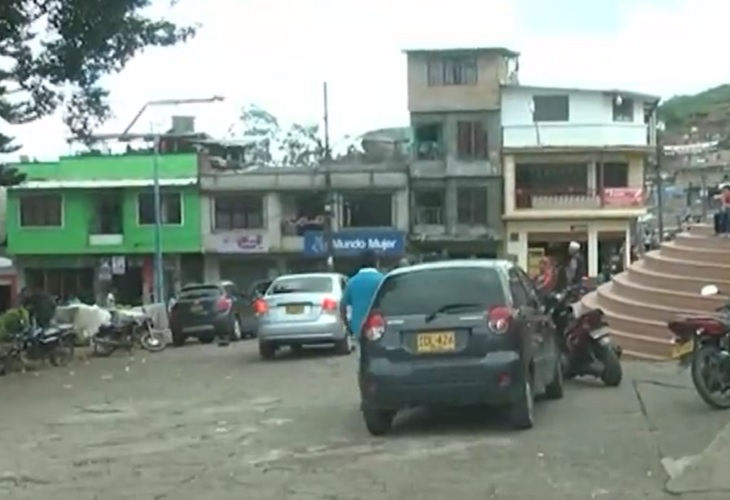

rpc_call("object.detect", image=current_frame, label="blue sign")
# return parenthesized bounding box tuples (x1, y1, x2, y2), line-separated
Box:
(303, 230, 406, 257)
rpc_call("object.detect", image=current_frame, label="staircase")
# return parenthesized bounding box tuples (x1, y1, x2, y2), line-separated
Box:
(582, 224, 730, 360)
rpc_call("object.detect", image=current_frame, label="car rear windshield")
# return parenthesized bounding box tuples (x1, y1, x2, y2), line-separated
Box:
(178, 285, 222, 300)
(268, 276, 333, 295)
(371, 267, 505, 316)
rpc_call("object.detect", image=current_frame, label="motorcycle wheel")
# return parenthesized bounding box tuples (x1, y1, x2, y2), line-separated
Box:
(139, 330, 167, 353)
(49, 341, 74, 367)
(92, 337, 117, 357)
(691, 345, 730, 410)
(596, 342, 622, 387)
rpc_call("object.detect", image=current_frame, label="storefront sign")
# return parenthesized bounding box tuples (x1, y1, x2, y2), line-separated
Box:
(602, 188, 644, 207)
(303, 230, 406, 257)
(205, 233, 269, 253)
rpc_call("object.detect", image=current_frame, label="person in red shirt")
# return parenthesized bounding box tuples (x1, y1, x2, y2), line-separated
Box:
(534, 256, 556, 295)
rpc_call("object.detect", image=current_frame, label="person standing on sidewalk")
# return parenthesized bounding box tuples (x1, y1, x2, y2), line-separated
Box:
(713, 183, 730, 236)
(340, 250, 384, 341)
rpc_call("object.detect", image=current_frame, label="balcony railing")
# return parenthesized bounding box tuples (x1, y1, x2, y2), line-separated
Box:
(514, 187, 644, 210)
(503, 123, 650, 149)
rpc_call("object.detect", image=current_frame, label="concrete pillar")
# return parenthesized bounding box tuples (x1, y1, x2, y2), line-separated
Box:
(506, 228, 528, 270)
(202, 255, 220, 283)
(587, 161, 597, 193)
(503, 155, 516, 213)
(393, 189, 409, 232)
(624, 224, 632, 268)
(588, 226, 599, 277)
(265, 193, 282, 245)
(444, 179, 458, 233)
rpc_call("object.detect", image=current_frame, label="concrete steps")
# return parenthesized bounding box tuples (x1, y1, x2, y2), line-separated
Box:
(580, 225, 730, 360)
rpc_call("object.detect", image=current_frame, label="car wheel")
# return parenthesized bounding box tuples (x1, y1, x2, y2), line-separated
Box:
(198, 334, 216, 344)
(544, 358, 564, 400)
(362, 408, 395, 436)
(172, 329, 186, 347)
(334, 335, 353, 356)
(509, 377, 534, 430)
(259, 341, 276, 360)
(231, 316, 243, 341)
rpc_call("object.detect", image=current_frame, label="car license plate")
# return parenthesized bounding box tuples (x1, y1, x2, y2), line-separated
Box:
(416, 332, 456, 353)
(190, 304, 203, 313)
(286, 305, 304, 314)
(672, 339, 694, 359)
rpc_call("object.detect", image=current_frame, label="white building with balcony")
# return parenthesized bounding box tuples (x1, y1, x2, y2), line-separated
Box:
(500, 84, 659, 277)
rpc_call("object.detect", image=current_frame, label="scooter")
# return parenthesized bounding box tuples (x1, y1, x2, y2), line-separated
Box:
(545, 285, 623, 386)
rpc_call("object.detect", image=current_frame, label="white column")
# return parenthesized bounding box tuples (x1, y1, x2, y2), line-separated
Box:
(202, 255, 220, 283)
(624, 224, 632, 268)
(506, 228, 529, 270)
(587, 226, 599, 277)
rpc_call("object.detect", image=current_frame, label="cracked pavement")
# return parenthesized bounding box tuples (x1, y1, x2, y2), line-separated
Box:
(0, 343, 728, 500)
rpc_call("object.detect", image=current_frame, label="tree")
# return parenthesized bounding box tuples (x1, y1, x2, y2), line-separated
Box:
(235, 104, 329, 167)
(0, 133, 26, 185)
(0, 0, 195, 146)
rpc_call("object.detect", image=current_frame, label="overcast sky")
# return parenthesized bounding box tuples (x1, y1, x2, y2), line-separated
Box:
(0, 0, 724, 160)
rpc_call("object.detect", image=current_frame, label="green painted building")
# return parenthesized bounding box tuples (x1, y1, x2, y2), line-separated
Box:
(7, 153, 203, 305)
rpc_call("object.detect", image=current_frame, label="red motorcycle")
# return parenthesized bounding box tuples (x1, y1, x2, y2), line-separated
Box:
(668, 284, 730, 409)
(545, 284, 623, 386)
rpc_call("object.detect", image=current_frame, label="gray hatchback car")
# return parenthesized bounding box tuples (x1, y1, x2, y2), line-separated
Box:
(358, 260, 564, 435)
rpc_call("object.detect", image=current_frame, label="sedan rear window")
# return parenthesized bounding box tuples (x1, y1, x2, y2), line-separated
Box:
(178, 285, 221, 300)
(372, 267, 505, 316)
(268, 276, 334, 295)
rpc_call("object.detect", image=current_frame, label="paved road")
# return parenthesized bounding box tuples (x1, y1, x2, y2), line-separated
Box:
(0, 342, 728, 500)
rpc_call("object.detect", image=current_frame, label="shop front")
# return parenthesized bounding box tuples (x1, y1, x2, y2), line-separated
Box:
(302, 229, 407, 275)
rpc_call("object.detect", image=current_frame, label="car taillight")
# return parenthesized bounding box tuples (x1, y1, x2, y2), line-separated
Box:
(322, 297, 338, 313)
(487, 306, 513, 334)
(362, 312, 385, 341)
(253, 298, 268, 315)
(217, 296, 232, 312)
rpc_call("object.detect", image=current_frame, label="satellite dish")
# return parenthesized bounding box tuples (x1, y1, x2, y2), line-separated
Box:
(0, 257, 13, 268)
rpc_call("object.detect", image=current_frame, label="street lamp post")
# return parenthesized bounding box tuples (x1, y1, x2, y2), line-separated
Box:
(92, 96, 224, 304)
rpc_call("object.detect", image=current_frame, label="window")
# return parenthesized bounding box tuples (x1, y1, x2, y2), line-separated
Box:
(413, 123, 443, 159)
(612, 97, 634, 122)
(456, 187, 488, 225)
(427, 57, 477, 86)
(214, 195, 264, 230)
(600, 162, 629, 188)
(342, 192, 392, 227)
(90, 192, 123, 234)
(19, 194, 63, 227)
(179, 285, 222, 300)
(532, 95, 570, 122)
(413, 190, 445, 225)
(138, 192, 182, 225)
(268, 276, 334, 295)
(371, 267, 504, 316)
(508, 269, 531, 306)
(456, 121, 488, 159)
(515, 163, 588, 192)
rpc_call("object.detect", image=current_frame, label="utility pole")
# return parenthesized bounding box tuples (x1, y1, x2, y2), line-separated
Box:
(322, 82, 335, 271)
(655, 137, 664, 242)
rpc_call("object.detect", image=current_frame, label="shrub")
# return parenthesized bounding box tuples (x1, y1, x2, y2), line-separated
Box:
(0, 308, 29, 342)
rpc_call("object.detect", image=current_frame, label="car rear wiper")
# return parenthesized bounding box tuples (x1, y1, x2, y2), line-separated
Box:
(424, 303, 481, 323)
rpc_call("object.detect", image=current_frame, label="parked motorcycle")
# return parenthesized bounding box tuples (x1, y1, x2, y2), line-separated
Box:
(92, 310, 167, 357)
(1, 319, 76, 374)
(545, 284, 623, 386)
(668, 284, 730, 409)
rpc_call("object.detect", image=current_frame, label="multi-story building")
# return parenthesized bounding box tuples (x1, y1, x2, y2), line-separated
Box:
(6, 151, 203, 304)
(406, 47, 520, 257)
(500, 84, 659, 276)
(197, 139, 409, 288)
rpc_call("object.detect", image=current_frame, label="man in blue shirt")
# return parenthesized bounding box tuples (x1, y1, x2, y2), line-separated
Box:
(341, 250, 384, 338)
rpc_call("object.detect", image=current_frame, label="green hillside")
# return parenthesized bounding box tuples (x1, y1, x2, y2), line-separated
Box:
(659, 84, 730, 128)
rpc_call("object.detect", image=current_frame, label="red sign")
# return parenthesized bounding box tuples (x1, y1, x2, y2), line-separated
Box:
(602, 188, 644, 207)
